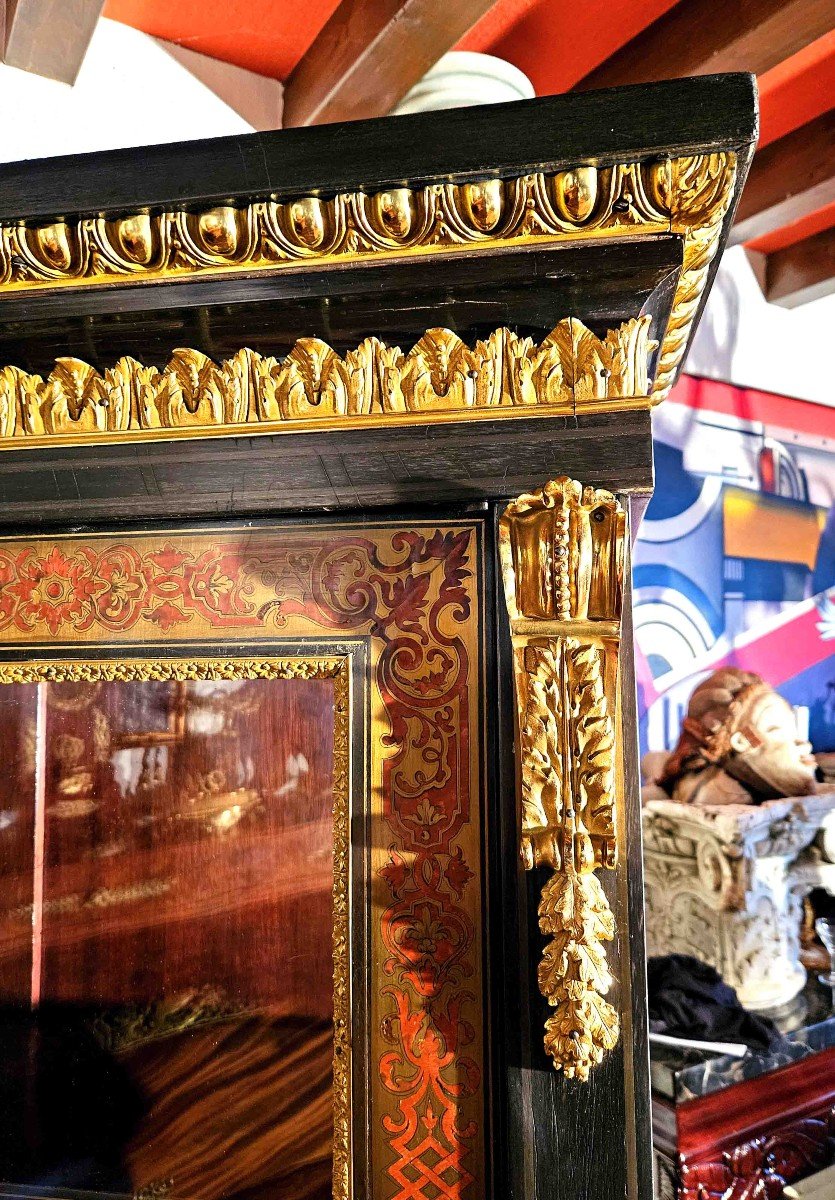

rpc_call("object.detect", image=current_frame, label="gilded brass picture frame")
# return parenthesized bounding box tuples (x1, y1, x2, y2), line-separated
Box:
(0, 652, 354, 1200)
(0, 516, 487, 1200)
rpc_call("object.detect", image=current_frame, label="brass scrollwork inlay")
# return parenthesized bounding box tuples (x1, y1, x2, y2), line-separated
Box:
(0, 317, 655, 449)
(0, 152, 735, 406)
(500, 477, 625, 1080)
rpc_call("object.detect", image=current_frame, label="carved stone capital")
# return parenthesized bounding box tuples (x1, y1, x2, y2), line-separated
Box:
(499, 476, 625, 1080)
(642, 795, 835, 1010)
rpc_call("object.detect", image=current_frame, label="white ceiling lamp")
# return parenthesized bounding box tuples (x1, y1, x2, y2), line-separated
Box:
(391, 51, 534, 115)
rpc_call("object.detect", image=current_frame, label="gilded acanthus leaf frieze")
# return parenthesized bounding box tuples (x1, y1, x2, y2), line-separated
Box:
(0, 152, 735, 405)
(0, 317, 655, 448)
(499, 477, 625, 1080)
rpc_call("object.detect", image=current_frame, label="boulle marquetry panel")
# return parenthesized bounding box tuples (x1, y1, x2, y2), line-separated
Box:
(0, 518, 486, 1200)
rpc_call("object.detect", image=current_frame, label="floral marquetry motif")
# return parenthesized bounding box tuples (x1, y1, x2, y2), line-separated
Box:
(500, 477, 625, 1079)
(0, 542, 260, 636)
(0, 521, 485, 1200)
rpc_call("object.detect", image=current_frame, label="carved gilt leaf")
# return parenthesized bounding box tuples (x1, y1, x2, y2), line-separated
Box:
(519, 642, 564, 870)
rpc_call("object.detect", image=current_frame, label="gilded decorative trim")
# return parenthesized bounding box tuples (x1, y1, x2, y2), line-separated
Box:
(0, 654, 352, 1200)
(499, 477, 625, 1080)
(0, 152, 735, 401)
(0, 317, 655, 449)
(655, 153, 737, 398)
(330, 656, 351, 1200)
(0, 656, 344, 683)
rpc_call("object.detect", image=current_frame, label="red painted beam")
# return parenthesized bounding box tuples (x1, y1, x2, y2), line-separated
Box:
(730, 109, 835, 246)
(758, 30, 835, 146)
(485, 0, 679, 96)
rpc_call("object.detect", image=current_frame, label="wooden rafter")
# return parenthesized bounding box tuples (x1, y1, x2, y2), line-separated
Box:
(282, 0, 498, 127)
(3, 0, 106, 84)
(730, 109, 835, 246)
(573, 0, 835, 91)
(766, 224, 835, 307)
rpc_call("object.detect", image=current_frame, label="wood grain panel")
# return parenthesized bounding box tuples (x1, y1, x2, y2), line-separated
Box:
(677, 1045, 835, 1161)
(4, 0, 105, 84)
(0, 412, 656, 529)
(0, 683, 36, 1003)
(765, 222, 835, 307)
(574, 0, 835, 90)
(124, 1015, 333, 1200)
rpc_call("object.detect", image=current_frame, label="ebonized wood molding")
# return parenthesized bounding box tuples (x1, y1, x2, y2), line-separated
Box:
(0, 411, 653, 531)
(0, 76, 757, 223)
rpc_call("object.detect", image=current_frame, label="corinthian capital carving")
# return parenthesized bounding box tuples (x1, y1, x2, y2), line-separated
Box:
(499, 477, 625, 1080)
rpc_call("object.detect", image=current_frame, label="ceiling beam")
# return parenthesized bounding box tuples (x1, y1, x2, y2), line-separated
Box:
(4, 0, 105, 84)
(766, 223, 835, 307)
(573, 0, 835, 91)
(282, 0, 498, 127)
(729, 109, 835, 246)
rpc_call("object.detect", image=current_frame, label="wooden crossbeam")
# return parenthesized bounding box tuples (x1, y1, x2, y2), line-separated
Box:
(766, 223, 835, 306)
(4, 0, 105, 84)
(730, 109, 835, 245)
(282, 0, 498, 127)
(573, 0, 835, 91)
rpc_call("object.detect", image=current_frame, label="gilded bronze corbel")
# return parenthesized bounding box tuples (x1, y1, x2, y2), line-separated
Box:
(499, 477, 625, 1080)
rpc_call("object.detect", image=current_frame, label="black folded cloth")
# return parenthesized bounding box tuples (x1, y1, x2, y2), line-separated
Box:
(647, 954, 782, 1052)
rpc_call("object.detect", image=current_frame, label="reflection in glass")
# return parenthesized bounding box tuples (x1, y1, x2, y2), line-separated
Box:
(0, 676, 337, 1200)
(815, 917, 835, 992)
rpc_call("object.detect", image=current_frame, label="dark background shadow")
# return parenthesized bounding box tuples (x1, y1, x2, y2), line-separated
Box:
(0, 1003, 143, 1195)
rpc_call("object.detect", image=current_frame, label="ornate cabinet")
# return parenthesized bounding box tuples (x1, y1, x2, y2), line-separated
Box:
(0, 76, 756, 1200)
(652, 1037, 835, 1199)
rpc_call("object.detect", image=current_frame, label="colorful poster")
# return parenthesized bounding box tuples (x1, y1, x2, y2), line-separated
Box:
(635, 374, 835, 755)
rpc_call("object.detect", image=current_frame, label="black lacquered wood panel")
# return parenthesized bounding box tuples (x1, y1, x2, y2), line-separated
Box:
(0, 239, 680, 377)
(0, 76, 757, 224)
(0, 412, 654, 530)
